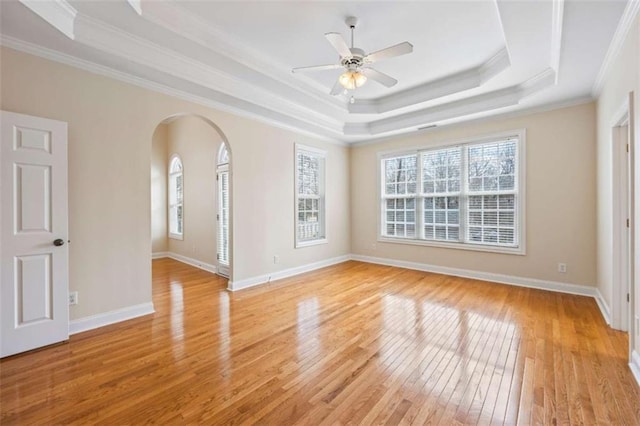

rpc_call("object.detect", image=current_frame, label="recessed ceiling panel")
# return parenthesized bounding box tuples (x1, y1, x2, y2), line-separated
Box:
(178, 1, 506, 99)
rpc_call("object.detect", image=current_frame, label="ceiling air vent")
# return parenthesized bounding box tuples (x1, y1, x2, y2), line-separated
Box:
(417, 124, 437, 131)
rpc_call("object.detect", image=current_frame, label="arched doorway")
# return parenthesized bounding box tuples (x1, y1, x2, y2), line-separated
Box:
(150, 114, 233, 281)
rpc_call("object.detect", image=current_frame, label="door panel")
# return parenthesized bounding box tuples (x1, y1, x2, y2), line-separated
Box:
(1, 110, 69, 357)
(16, 254, 53, 324)
(15, 164, 52, 233)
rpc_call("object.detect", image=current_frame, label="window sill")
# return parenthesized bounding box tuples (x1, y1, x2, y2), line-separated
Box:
(296, 238, 328, 248)
(169, 233, 183, 241)
(377, 236, 525, 255)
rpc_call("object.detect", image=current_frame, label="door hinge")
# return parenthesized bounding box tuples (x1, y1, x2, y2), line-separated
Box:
(627, 218, 630, 228)
(217, 253, 220, 260)
(628, 293, 630, 302)
(217, 213, 220, 221)
(627, 144, 630, 153)
(216, 174, 219, 181)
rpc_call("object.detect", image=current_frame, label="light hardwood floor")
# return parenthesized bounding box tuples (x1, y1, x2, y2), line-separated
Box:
(1, 259, 639, 424)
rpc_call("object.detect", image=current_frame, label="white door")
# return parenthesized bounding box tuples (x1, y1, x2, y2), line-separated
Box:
(217, 166, 230, 277)
(1, 111, 69, 357)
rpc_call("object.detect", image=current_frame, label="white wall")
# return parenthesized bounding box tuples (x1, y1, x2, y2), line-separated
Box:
(0, 46, 351, 320)
(596, 15, 639, 353)
(351, 102, 597, 287)
(151, 124, 168, 254)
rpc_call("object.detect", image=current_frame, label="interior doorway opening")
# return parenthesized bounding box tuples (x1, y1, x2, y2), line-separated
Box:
(611, 101, 632, 334)
(150, 114, 233, 282)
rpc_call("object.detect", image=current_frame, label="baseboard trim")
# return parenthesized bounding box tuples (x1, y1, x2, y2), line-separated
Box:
(228, 254, 351, 291)
(595, 288, 612, 325)
(153, 252, 217, 274)
(630, 350, 640, 387)
(351, 254, 597, 298)
(152, 251, 169, 259)
(69, 302, 155, 335)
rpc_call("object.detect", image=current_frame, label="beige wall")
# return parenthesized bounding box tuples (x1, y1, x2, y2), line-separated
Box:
(595, 16, 639, 350)
(151, 124, 168, 253)
(0, 47, 351, 320)
(166, 116, 219, 266)
(351, 102, 597, 287)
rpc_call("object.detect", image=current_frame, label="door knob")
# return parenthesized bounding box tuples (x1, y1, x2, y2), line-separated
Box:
(53, 239, 65, 247)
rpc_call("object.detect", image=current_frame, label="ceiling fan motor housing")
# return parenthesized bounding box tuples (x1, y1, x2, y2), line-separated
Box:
(342, 48, 365, 70)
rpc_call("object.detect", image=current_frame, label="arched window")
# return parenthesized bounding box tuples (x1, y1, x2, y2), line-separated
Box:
(218, 143, 229, 165)
(168, 155, 183, 239)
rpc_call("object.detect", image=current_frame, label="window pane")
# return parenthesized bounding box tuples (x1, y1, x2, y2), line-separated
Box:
(384, 155, 417, 195)
(467, 194, 517, 246)
(297, 152, 320, 196)
(424, 196, 459, 241)
(296, 148, 326, 243)
(468, 140, 516, 193)
(422, 147, 461, 194)
(383, 196, 416, 238)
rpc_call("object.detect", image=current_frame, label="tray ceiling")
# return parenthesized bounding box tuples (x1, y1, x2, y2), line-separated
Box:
(0, 0, 633, 143)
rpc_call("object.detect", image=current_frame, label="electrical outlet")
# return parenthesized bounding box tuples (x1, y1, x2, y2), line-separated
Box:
(273, 255, 279, 264)
(558, 263, 567, 273)
(69, 291, 78, 305)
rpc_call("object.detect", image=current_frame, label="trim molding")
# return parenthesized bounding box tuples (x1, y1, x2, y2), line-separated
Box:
(592, 0, 640, 95)
(348, 48, 510, 114)
(153, 252, 217, 274)
(69, 302, 154, 335)
(350, 96, 594, 147)
(595, 288, 612, 325)
(344, 69, 556, 136)
(630, 350, 640, 386)
(228, 254, 351, 291)
(151, 251, 169, 260)
(351, 254, 597, 297)
(0, 36, 345, 145)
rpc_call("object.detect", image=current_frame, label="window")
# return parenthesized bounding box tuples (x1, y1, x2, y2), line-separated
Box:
(217, 144, 230, 277)
(168, 155, 183, 240)
(295, 144, 326, 247)
(380, 131, 524, 254)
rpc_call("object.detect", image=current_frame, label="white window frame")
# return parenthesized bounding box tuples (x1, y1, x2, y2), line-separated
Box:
(168, 154, 184, 241)
(377, 129, 526, 255)
(295, 144, 327, 248)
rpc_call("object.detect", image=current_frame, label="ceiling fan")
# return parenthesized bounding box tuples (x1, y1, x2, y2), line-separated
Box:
(292, 17, 413, 96)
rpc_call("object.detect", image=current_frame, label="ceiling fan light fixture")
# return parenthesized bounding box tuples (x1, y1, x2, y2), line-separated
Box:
(339, 70, 367, 90)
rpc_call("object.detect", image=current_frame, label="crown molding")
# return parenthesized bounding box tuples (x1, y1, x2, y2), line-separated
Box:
(349, 48, 510, 114)
(550, 0, 565, 83)
(344, 69, 556, 136)
(18, 0, 76, 40)
(70, 14, 345, 135)
(592, 0, 640, 96)
(126, 0, 347, 113)
(349, 95, 594, 147)
(0, 36, 347, 145)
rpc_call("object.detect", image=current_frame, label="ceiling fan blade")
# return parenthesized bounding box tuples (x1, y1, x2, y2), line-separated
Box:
(325, 32, 352, 58)
(364, 42, 413, 63)
(362, 68, 398, 88)
(292, 64, 342, 73)
(330, 79, 345, 96)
